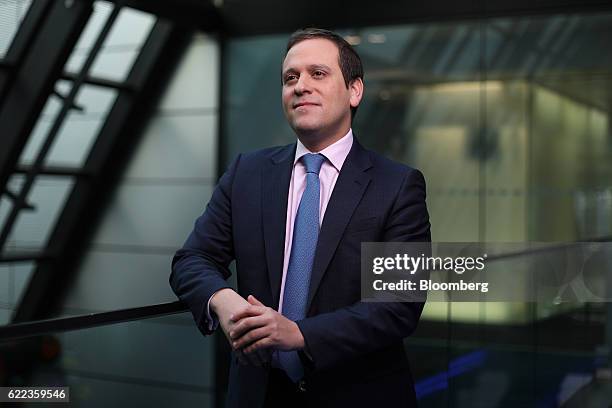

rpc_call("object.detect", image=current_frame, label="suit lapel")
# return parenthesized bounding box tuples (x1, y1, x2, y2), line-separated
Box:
(262, 144, 295, 310)
(306, 140, 372, 311)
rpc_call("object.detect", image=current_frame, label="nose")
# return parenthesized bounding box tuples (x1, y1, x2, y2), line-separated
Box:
(294, 75, 312, 95)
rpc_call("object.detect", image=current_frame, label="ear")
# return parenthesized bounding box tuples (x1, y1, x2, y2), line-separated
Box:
(349, 78, 364, 109)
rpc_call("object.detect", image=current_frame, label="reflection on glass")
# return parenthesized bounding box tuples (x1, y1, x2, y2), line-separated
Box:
(0, 313, 214, 406)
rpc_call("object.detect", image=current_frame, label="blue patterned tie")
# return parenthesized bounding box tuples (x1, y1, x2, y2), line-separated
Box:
(277, 153, 325, 382)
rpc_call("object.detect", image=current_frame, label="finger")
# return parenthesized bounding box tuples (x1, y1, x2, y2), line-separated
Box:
(243, 337, 272, 355)
(230, 304, 266, 323)
(229, 315, 267, 340)
(247, 295, 265, 306)
(233, 326, 269, 350)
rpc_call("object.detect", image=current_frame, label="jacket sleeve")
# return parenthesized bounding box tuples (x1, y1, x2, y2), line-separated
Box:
(169, 155, 242, 336)
(296, 168, 431, 371)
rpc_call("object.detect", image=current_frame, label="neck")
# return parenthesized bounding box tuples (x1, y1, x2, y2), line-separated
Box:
(297, 126, 350, 152)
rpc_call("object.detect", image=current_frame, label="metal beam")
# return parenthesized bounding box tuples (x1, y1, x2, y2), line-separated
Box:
(109, 0, 612, 36)
(13, 21, 193, 322)
(14, 165, 91, 178)
(1, 302, 186, 340)
(0, 0, 92, 216)
(0, 251, 52, 263)
(59, 72, 135, 91)
(107, 0, 224, 31)
(221, 0, 612, 35)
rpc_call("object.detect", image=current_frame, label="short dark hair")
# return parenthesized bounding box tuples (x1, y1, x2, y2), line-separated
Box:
(285, 28, 364, 119)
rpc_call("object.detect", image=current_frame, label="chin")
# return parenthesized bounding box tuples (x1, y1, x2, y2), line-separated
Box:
(294, 126, 324, 139)
(291, 119, 323, 135)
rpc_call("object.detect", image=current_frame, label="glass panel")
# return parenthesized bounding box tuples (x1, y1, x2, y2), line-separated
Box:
(529, 85, 611, 241)
(1, 313, 215, 406)
(19, 82, 117, 167)
(0, 261, 33, 305)
(19, 113, 53, 166)
(7, 176, 74, 249)
(62, 251, 180, 314)
(0, 308, 10, 325)
(65, 3, 156, 82)
(0, 0, 32, 59)
(159, 35, 219, 111)
(0, 261, 34, 324)
(124, 115, 218, 180)
(0, 264, 10, 308)
(44, 85, 117, 167)
(67, 1, 113, 57)
(72, 83, 118, 117)
(44, 115, 105, 167)
(2, 174, 26, 249)
(68, 48, 141, 83)
(89, 48, 141, 82)
(0, 194, 12, 233)
(483, 82, 529, 242)
(225, 35, 290, 156)
(20, 80, 75, 164)
(91, 183, 213, 248)
(103, 7, 155, 49)
(12, 261, 33, 306)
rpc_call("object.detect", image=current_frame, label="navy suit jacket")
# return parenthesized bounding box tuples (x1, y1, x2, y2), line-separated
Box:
(170, 138, 431, 408)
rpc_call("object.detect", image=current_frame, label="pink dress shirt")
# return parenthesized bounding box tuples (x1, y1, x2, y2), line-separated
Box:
(277, 129, 353, 312)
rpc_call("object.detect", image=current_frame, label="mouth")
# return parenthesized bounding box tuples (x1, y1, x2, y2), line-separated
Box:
(293, 102, 319, 109)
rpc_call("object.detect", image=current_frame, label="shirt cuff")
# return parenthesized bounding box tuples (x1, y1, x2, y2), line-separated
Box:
(206, 292, 221, 332)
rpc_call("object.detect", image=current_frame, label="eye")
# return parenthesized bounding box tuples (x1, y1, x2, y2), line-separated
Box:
(284, 74, 298, 83)
(313, 70, 325, 78)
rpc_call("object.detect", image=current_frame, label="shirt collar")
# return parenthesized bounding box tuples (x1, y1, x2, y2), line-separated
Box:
(294, 129, 354, 172)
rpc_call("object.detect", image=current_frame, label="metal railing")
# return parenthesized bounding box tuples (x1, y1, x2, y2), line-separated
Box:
(0, 235, 610, 341)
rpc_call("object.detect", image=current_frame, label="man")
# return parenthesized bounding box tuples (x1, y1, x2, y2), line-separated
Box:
(170, 28, 430, 407)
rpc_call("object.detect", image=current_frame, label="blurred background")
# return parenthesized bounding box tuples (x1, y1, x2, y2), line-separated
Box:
(0, 0, 611, 406)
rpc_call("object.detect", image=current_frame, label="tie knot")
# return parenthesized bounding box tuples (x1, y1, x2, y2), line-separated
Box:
(301, 153, 325, 175)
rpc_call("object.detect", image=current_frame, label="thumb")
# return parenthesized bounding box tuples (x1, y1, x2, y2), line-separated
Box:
(248, 295, 264, 306)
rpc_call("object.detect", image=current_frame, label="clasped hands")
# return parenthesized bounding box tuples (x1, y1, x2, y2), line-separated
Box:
(212, 289, 305, 367)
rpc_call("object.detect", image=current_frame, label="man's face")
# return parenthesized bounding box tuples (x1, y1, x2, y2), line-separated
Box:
(282, 38, 360, 140)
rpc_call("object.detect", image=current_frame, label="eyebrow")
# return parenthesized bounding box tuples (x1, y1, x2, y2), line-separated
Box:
(282, 64, 332, 77)
(308, 64, 332, 72)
